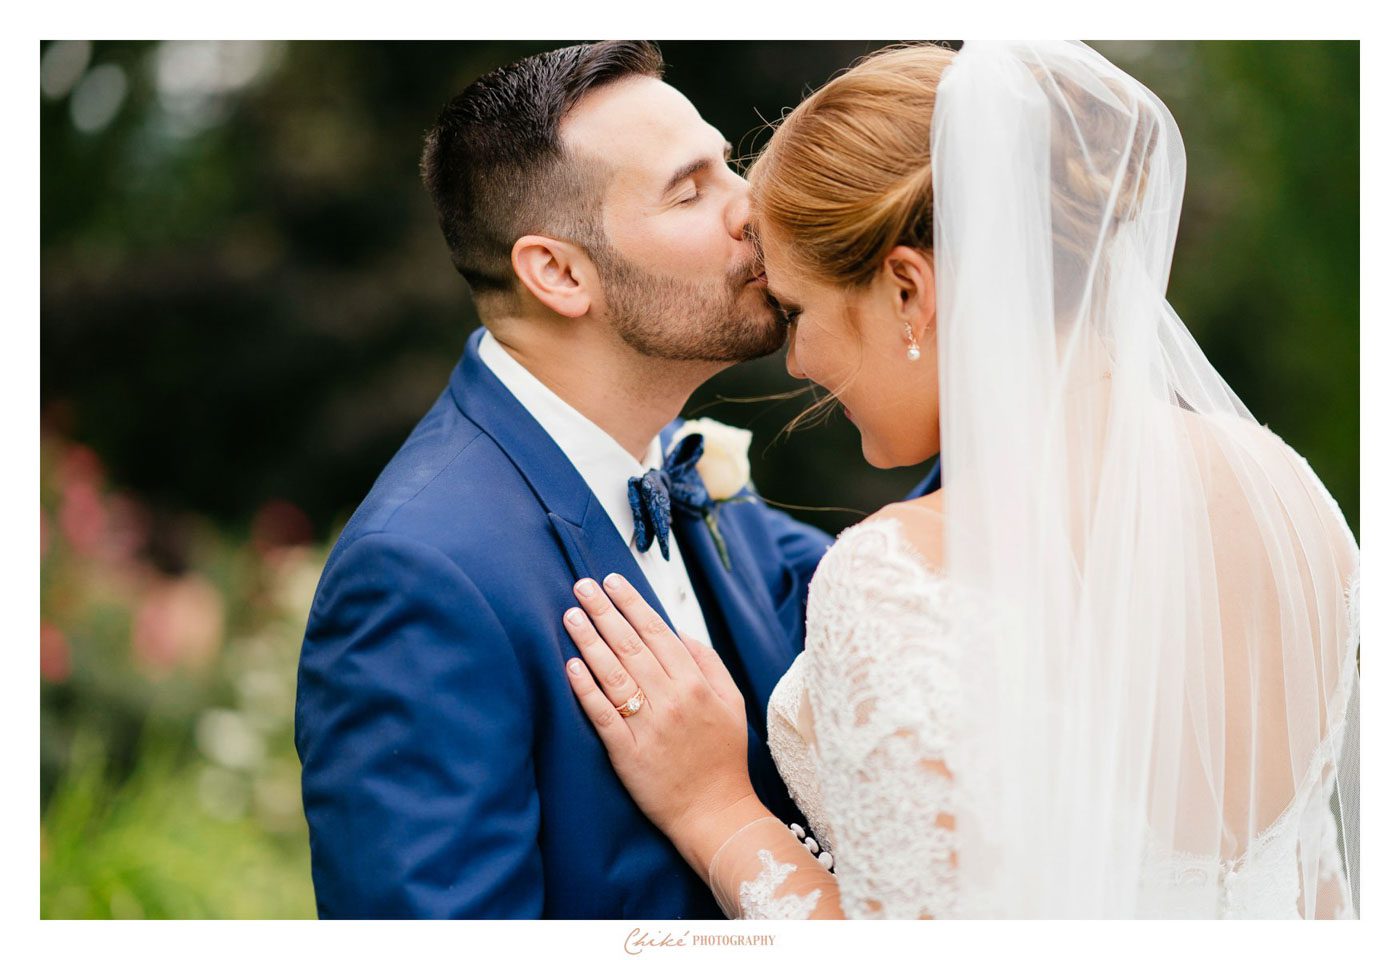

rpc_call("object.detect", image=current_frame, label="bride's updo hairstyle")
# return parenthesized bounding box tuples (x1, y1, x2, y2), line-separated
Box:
(748, 42, 1157, 322)
(747, 43, 955, 289)
(744, 43, 956, 436)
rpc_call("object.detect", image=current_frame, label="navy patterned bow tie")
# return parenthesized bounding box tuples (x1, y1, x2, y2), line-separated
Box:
(627, 433, 713, 560)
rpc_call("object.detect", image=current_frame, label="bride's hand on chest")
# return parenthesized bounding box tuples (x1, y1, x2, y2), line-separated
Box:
(560, 573, 766, 868)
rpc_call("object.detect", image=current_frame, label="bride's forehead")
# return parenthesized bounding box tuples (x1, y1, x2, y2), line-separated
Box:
(751, 224, 794, 273)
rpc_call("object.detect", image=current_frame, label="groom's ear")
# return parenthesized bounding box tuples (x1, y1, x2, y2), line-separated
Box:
(511, 235, 595, 319)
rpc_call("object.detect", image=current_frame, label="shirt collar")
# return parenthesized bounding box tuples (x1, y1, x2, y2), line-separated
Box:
(478, 329, 662, 545)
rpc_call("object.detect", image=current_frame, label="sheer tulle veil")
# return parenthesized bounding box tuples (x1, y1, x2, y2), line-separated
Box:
(930, 40, 1360, 917)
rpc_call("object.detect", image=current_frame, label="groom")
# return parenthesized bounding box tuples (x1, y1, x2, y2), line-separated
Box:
(295, 41, 936, 920)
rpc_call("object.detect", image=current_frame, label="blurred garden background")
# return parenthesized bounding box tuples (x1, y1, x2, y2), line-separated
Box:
(39, 40, 1359, 918)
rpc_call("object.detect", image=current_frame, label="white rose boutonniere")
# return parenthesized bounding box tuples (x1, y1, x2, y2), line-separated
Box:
(676, 417, 752, 501)
(667, 417, 756, 570)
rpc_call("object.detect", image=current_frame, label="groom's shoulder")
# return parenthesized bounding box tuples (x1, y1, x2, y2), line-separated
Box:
(322, 390, 542, 577)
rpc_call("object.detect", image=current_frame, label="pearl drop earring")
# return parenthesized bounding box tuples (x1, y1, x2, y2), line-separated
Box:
(904, 323, 921, 361)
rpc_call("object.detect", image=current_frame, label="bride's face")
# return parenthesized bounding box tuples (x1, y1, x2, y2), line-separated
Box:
(759, 232, 941, 469)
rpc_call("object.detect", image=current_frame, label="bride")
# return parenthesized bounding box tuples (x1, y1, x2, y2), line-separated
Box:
(558, 40, 1360, 919)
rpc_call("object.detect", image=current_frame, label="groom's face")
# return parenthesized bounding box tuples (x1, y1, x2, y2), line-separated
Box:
(560, 78, 785, 362)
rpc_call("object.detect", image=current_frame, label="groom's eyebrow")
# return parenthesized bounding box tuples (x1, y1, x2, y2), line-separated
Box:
(659, 140, 734, 199)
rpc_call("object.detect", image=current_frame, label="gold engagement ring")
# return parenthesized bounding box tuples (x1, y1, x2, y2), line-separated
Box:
(617, 688, 647, 718)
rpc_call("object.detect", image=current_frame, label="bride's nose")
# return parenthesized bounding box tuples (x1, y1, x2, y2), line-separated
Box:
(784, 332, 804, 380)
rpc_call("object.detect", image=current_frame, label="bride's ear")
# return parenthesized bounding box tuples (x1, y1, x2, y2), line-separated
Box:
(512, 234, 595, 319)
(882, 246, 937, 341)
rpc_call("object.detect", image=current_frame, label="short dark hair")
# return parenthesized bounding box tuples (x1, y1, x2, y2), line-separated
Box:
(419, 41, 665, 311)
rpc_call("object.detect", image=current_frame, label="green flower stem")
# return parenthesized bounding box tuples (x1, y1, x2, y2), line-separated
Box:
(704, 512, 732, 572)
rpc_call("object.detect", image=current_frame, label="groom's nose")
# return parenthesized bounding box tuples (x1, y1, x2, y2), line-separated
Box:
(724, 174, 752, 245)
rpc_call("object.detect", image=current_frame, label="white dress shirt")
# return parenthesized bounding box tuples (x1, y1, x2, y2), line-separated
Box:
(478, 330, 714, 647)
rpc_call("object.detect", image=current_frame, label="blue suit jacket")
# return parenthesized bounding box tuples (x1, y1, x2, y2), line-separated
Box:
(907, 457, 941, 500)
(294, 328, 836, 918)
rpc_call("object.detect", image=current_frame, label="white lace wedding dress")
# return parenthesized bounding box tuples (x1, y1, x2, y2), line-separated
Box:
(717, 513, 1359, 920)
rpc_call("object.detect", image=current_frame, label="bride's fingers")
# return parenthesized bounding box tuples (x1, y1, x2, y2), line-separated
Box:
(564, 656, 636, 753)
(572, 578, 671, 691)
(679, 632, 746, 715)
(599, 573, 702, 682)
(563, 606, 645, 710)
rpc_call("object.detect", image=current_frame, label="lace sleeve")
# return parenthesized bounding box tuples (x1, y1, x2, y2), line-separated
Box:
(802, 518, 965, 919)
(707, 816, 844, 919)
(703, 518, 965, 920)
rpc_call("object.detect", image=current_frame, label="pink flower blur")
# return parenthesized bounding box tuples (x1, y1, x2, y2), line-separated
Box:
(102, 494, 149, 563)
(59, 444, 104, 489)
(59, 481, 107, 556)
(252, 499, 313, 555)
(41, 622, 71, 683)
(130, 575, 225, 677)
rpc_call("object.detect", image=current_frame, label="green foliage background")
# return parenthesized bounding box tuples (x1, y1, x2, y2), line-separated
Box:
(40, 41, 1358, 918)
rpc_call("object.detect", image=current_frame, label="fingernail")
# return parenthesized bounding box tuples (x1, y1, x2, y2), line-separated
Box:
(567, 659, 584, 675)
(576, 579, 596, 597)
(604, 573, 624, 590)
(566, 608, 585, 626)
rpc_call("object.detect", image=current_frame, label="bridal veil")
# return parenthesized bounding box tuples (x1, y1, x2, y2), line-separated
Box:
(932, 40, 1360, 917)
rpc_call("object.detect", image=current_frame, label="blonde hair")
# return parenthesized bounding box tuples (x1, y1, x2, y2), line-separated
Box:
(747, 43, 957, 289)
(748, 42, 1156, 313)
(745, 43, 957, 434)
(746, 42, 1158, 435)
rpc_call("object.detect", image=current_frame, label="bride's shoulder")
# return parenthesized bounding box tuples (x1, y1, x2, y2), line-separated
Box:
(824, 491, 946, 579)
(1184, 410, 1358, 570)
(806, 491, 974, 652)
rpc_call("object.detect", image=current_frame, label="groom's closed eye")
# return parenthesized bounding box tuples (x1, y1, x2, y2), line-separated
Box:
(660, 140, 735, 202)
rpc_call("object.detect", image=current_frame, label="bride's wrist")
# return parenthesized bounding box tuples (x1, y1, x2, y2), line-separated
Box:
(671, 791, 772, 878)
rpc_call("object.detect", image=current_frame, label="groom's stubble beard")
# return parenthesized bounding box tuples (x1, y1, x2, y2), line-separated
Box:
(592, 244, 787, 363)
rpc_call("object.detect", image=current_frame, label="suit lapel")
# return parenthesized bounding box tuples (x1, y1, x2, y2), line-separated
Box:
(450, 328, 675, 628)
(549, 501, 675, 627)
(659, 422, 796, 731)
(453, 335, 806, 831)
(452, 332, 795, 729)
(674, 508, 794, 720)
